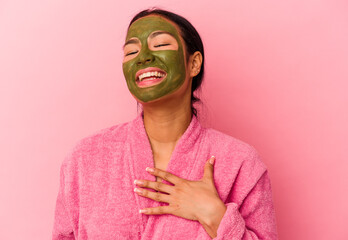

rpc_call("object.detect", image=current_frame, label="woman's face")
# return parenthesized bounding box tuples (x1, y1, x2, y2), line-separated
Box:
(122, 15, 187, 103)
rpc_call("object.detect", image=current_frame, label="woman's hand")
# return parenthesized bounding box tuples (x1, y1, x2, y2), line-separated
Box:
(133, 156, 227, 238)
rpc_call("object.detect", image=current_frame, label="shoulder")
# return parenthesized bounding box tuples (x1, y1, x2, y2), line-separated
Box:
(203, 127, 267, 171)
(76, 120, 130, 150)
(61, 119, 132, 170)
(73, 120, 130, 154)
(204, 128, 255, 154)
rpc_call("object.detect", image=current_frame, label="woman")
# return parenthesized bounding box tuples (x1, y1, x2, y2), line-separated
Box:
(52, 8, 278, 240)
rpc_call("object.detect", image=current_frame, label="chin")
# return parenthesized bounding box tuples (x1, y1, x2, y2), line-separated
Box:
(130, 78, 191, 106)
(134, 94, 173, 105)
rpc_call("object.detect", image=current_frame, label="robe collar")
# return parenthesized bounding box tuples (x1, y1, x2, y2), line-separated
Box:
(127, 110, 204, 229)
(129, 110, 203, 183)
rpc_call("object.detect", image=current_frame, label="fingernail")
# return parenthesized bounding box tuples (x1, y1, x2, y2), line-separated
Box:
(146, 167, 155, 173)
(209, 156, 215, 164)
(139, 209, 147, 214)
(134, 180, 144, 185)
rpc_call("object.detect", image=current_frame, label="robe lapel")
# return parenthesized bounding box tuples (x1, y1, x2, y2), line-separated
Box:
(127, 111, 204, 233)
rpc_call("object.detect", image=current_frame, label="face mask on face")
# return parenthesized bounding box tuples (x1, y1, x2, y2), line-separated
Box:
(122, 15, 187, 103)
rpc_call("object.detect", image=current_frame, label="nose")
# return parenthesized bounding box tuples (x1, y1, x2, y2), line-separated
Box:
(136, 50, 155, 66)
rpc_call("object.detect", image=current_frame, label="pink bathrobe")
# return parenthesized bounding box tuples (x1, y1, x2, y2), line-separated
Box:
(52, 111, 278, 239)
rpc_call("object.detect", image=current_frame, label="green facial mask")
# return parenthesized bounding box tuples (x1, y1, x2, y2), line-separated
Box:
(122, 16, 186, 102)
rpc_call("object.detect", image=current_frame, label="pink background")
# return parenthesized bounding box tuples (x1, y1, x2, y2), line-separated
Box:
(1, 0, 347, 239)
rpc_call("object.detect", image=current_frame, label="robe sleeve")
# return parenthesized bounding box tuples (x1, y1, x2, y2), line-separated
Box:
(214, 150, 278, 239)
(52, 158, 75, 240)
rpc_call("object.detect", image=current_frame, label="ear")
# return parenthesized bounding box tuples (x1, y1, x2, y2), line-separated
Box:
(189, 51, 203, 77)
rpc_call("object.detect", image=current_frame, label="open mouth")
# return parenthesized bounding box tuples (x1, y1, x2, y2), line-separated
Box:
(135, 67, 167, 88)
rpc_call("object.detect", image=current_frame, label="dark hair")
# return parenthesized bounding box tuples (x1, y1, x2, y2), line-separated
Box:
(128, 8, 205, 117)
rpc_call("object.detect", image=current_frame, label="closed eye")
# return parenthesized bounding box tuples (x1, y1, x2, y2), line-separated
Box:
(125, 51, 138, 56)
(154, 44, 170, 47)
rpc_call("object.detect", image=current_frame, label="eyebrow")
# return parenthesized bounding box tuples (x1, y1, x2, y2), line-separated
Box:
(123, 38, 140, 49)
(148, 31, 176, 39)
(123, 31, 176, 49)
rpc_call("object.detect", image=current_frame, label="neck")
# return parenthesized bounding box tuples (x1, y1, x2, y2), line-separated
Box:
(141, 76, 194, 146)
(142, 97, 192, 145)
(140, 76, 194, 160)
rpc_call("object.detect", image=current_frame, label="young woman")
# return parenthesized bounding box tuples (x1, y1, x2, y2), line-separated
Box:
(52, 8, 278, 240)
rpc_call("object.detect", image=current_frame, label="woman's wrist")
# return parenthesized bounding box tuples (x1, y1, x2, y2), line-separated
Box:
(198, 200, 227, 238)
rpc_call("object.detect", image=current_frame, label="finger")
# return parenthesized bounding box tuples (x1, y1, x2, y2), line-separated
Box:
(146, 167, 182, 185)
(134, 187, 171, 203)
(134, 179, 174, 194)
(139, 205, 172, 215)
(202, 156, 215, 182)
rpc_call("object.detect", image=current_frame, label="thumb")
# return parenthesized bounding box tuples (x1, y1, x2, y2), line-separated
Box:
(203, 156, 215, 182)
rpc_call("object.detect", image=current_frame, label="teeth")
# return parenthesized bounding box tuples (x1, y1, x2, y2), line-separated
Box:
(138, 71, 165, 81)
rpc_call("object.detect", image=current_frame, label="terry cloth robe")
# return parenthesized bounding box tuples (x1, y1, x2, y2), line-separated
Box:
(52, 111, 278, 240)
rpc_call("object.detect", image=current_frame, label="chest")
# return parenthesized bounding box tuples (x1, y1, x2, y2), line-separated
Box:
(153, 155, 170, 182)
